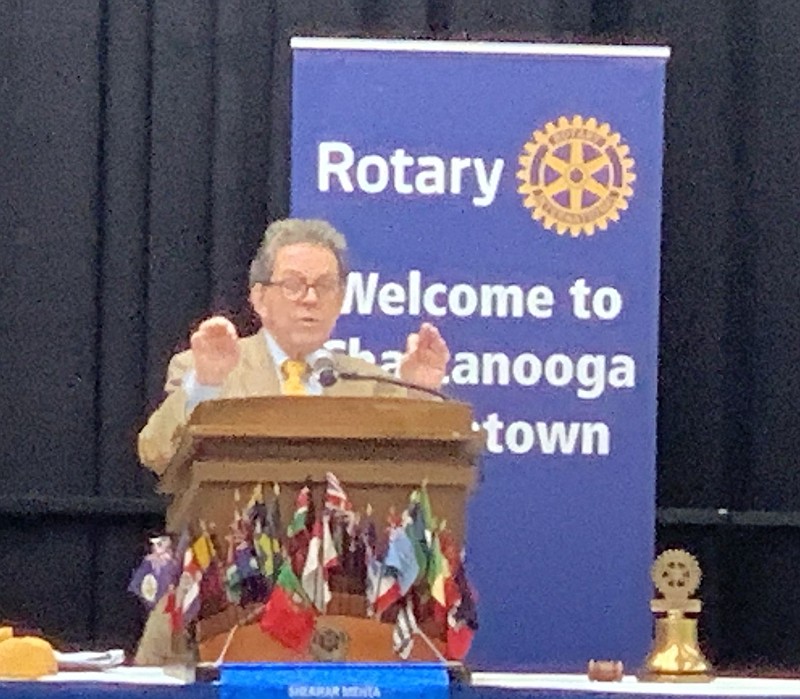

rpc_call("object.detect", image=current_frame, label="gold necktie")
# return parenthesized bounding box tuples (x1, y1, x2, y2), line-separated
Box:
(281, 359, 308, 396)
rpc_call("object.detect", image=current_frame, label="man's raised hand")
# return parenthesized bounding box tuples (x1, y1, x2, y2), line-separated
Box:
(191, 316, 241, 386)
(398, 322, 450, 391)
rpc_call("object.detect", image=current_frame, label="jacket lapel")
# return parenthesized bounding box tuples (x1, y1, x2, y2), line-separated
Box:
(225, 332, 281, 397)
(222, 333, 376, 398)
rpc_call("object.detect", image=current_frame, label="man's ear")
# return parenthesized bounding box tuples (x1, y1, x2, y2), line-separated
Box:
(248, 284, 263, 314)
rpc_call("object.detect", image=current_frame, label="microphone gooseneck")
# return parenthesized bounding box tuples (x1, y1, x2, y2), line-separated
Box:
(336, 371, 450, 401)
(310, 353, 449, 400)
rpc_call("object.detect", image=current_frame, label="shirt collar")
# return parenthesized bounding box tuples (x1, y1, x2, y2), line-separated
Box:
(261, 330, 327, 391)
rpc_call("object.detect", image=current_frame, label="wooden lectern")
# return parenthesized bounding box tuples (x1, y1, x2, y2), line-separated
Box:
(156, 395, 482, 663)
(161, 395, 479, 537)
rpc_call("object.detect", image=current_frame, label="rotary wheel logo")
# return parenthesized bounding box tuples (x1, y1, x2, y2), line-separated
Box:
(651, 549, 701, 603)
(517, 115, 635, 237)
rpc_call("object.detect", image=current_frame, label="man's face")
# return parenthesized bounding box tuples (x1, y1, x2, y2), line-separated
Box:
(250, 242, 344, 358)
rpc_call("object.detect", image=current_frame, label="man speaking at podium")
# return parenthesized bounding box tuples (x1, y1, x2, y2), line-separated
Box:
(138, 218, 450, 473)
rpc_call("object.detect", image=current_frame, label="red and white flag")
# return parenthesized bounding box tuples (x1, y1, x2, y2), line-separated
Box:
(324, 472, 350, 513)
(322, 512, 339, 571)
(301, 519, 331, 612)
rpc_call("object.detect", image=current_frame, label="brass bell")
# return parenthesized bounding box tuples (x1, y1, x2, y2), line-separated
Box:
(639, 549, 713, 682)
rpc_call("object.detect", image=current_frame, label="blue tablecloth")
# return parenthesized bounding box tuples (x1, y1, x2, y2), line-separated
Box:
(4, 671, 800, 699)
(0, 682, 215, 699)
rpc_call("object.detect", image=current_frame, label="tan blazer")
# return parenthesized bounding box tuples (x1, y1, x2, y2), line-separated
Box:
(138, 332, 406, 474)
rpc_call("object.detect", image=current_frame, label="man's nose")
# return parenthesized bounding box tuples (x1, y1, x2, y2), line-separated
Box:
(301, 285, 320, 304)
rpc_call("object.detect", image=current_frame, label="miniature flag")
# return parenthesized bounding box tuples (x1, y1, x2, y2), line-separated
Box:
(234, 545, 260, 580)
(178, 546, 203, 624)
(322, 512, 339, 571)
(244, 484, 267, 526)
(253, 520, 281, 578)
(260, 563, 316, 652)
(197, 526, 227, 616)
(446, 612, 474, 661)
(392, 598, 418, 660)
(235, 540, 268, 606)
(324, 471, 350, 513)
(266, 486, 283, 538)
(419, 484, 437, 544)
(199, 558, 227, 618)
(127, 536, 179, 609)
(287, 486, 310, 538)
(192, 531, 215, 571)
(427, 533, 452, 611)
(301, 520, 331, 612)
(426, 534, 455, 627)
(240, 569, 272, 605)
(128, 559, 166, 609)
(224, 562, 242, 604)
(366, 557, 401, 618)
(163, 586, 183, 632)
(173, 528, 192, 565)
(404, 498, 430, 582)
(385, 507, 402, 531)
(436, 528, 464, 623)
(252, 486, 283, 579)
(260, 586, 315, 652)
(275, 558, 306, 599)
(384, 527, 420, 597)
(223, 531, 243, 604)
(360, 511, 378, 560)
(446, 562, 479, 661)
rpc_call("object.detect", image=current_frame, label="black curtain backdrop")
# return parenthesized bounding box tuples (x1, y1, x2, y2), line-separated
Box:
(2, 0, 800, 667)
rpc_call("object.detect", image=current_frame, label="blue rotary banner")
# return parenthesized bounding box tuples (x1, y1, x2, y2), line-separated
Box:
(291, 38, 669, 670)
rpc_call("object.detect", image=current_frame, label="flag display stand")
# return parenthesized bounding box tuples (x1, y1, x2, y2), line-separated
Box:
(151, 396, 481, 664)
(218, 662, 450, 699)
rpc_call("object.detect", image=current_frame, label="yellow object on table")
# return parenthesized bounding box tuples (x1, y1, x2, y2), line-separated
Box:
(0, 627, 58, 679)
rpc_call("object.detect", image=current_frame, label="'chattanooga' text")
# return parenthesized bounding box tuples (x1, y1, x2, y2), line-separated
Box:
(325, 337, 635, 400)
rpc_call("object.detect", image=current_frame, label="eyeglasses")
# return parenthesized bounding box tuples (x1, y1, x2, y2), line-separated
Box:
(263, 276, 342, 301)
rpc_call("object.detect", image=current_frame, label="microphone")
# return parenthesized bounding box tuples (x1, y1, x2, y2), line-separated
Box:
(311, 353, 339, 388)
(311, 352, 450, 400)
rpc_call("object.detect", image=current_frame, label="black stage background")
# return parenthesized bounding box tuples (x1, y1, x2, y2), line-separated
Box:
(2, 0, 800, 669)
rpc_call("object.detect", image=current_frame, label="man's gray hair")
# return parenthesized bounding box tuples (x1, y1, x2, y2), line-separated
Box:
(249, 218, 348, 286)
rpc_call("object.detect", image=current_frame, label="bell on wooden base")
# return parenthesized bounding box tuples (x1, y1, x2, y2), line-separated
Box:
(639, 611, 713, 682)
(638, 549, 714, 683)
